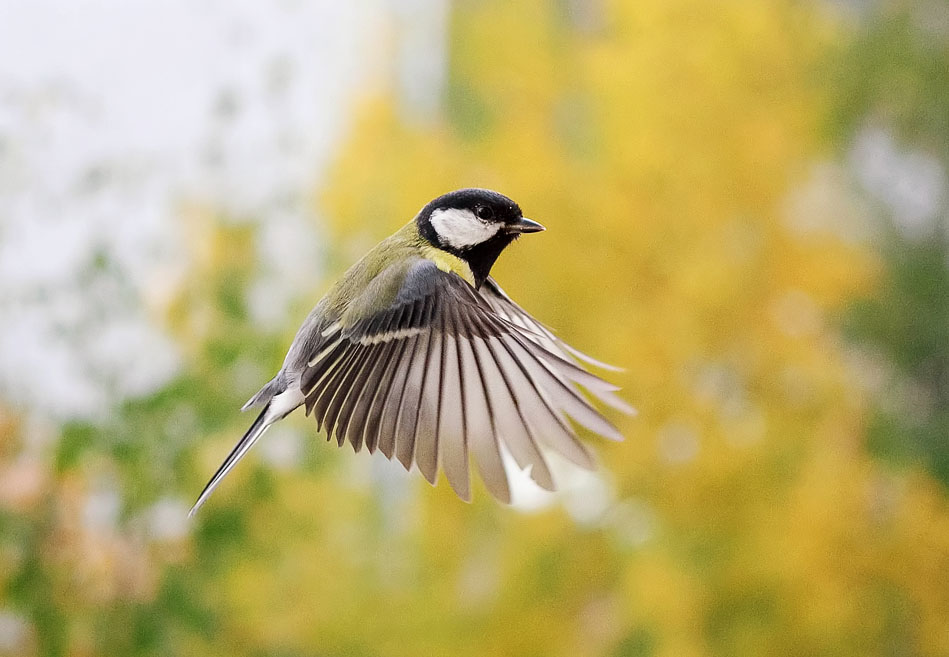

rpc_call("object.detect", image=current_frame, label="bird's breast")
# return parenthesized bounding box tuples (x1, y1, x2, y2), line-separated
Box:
(419, 244, 475, 286)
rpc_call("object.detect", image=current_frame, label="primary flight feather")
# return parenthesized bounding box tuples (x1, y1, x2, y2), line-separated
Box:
(190, 188, 633, 515)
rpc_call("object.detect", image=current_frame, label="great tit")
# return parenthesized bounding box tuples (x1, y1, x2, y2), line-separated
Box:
(190, 188, 632, 515)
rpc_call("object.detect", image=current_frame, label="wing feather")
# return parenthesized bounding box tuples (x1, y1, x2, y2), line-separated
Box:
(339, 303, 405, 452)
(460, 322, 510, 503)
(414, 299, 442, 484)
(524, 340, 636, 414)
(330, 309, 404, 447)
(491, 333, 596, 470)
(502, 331, 624, 441)
(335, 342, 385, 452)
(301, 339, 348, 409)
(364, 337, 409, 454)
(323, 344, 375, 447)
(481, 277, 623, 372)
(375, 333, 418, 459)
(375, 299, 424, 459)
(351, 339, 400, 453)
(295, 260, 629, 502)
(438, 326, 471, 500)
(310, 343, 365, 436)
(393, 329, 426, 469)
(473, 338, 555, 491)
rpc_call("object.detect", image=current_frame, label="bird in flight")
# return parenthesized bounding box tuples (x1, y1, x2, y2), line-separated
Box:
(190, 188, 632, 516)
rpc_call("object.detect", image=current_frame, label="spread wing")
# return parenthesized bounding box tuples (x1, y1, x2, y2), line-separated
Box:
(481, 277, 633, 376)
(299, 259, 631, 502)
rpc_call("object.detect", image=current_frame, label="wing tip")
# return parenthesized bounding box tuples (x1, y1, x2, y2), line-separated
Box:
(611, 398, 638, 416)
(563, 344, 625, 372)
(448, 479, 473, 503)
(597, 421, 626, 442)
(420, 467, 438, 486)
(396, 450, 414, 471)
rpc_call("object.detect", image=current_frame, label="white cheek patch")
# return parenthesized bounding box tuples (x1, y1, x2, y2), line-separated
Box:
(430, 208, 500, 249)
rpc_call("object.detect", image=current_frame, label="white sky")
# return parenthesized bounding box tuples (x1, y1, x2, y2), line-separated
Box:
(0, 0, 388, 418)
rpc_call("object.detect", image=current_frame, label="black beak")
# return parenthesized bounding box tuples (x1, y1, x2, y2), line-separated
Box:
(507, 217, 546, 234)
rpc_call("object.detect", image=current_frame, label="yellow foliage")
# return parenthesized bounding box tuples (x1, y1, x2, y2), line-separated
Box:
(278, 1, 948, 655)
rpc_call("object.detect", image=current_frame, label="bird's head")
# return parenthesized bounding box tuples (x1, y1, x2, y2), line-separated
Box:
(416, 188, 544, 286)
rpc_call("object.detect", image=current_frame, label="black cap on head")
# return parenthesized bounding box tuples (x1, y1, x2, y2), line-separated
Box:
(423, 188, 521, 224)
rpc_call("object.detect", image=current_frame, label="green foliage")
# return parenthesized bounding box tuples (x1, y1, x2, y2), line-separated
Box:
(828, 0, 949, 153)
(847, 231, 949, 483)
(833, 0, 949, 486)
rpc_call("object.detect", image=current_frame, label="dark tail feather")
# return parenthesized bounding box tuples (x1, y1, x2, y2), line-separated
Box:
(189, 405, 273, 517)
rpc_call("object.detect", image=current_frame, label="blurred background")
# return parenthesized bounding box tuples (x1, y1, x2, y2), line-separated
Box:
(1, 0, 947, 655)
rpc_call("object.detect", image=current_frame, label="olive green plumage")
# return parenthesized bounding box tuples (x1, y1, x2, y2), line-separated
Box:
(328, 223, 473, 325)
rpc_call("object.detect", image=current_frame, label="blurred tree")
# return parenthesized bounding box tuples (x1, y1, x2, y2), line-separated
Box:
(832, 0, 949, 486)
(0, 212, 298, 657)
(2, 2, 948, 657)
(829, 0, 949, 154)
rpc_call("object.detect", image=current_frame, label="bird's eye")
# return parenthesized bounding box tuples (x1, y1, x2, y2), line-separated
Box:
(475, 205, 495, 221)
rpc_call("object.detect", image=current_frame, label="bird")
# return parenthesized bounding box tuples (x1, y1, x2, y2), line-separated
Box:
(189, 188, 633, 516)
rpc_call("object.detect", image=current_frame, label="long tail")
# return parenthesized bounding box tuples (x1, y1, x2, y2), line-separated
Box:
(189, 405, 274, 517)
